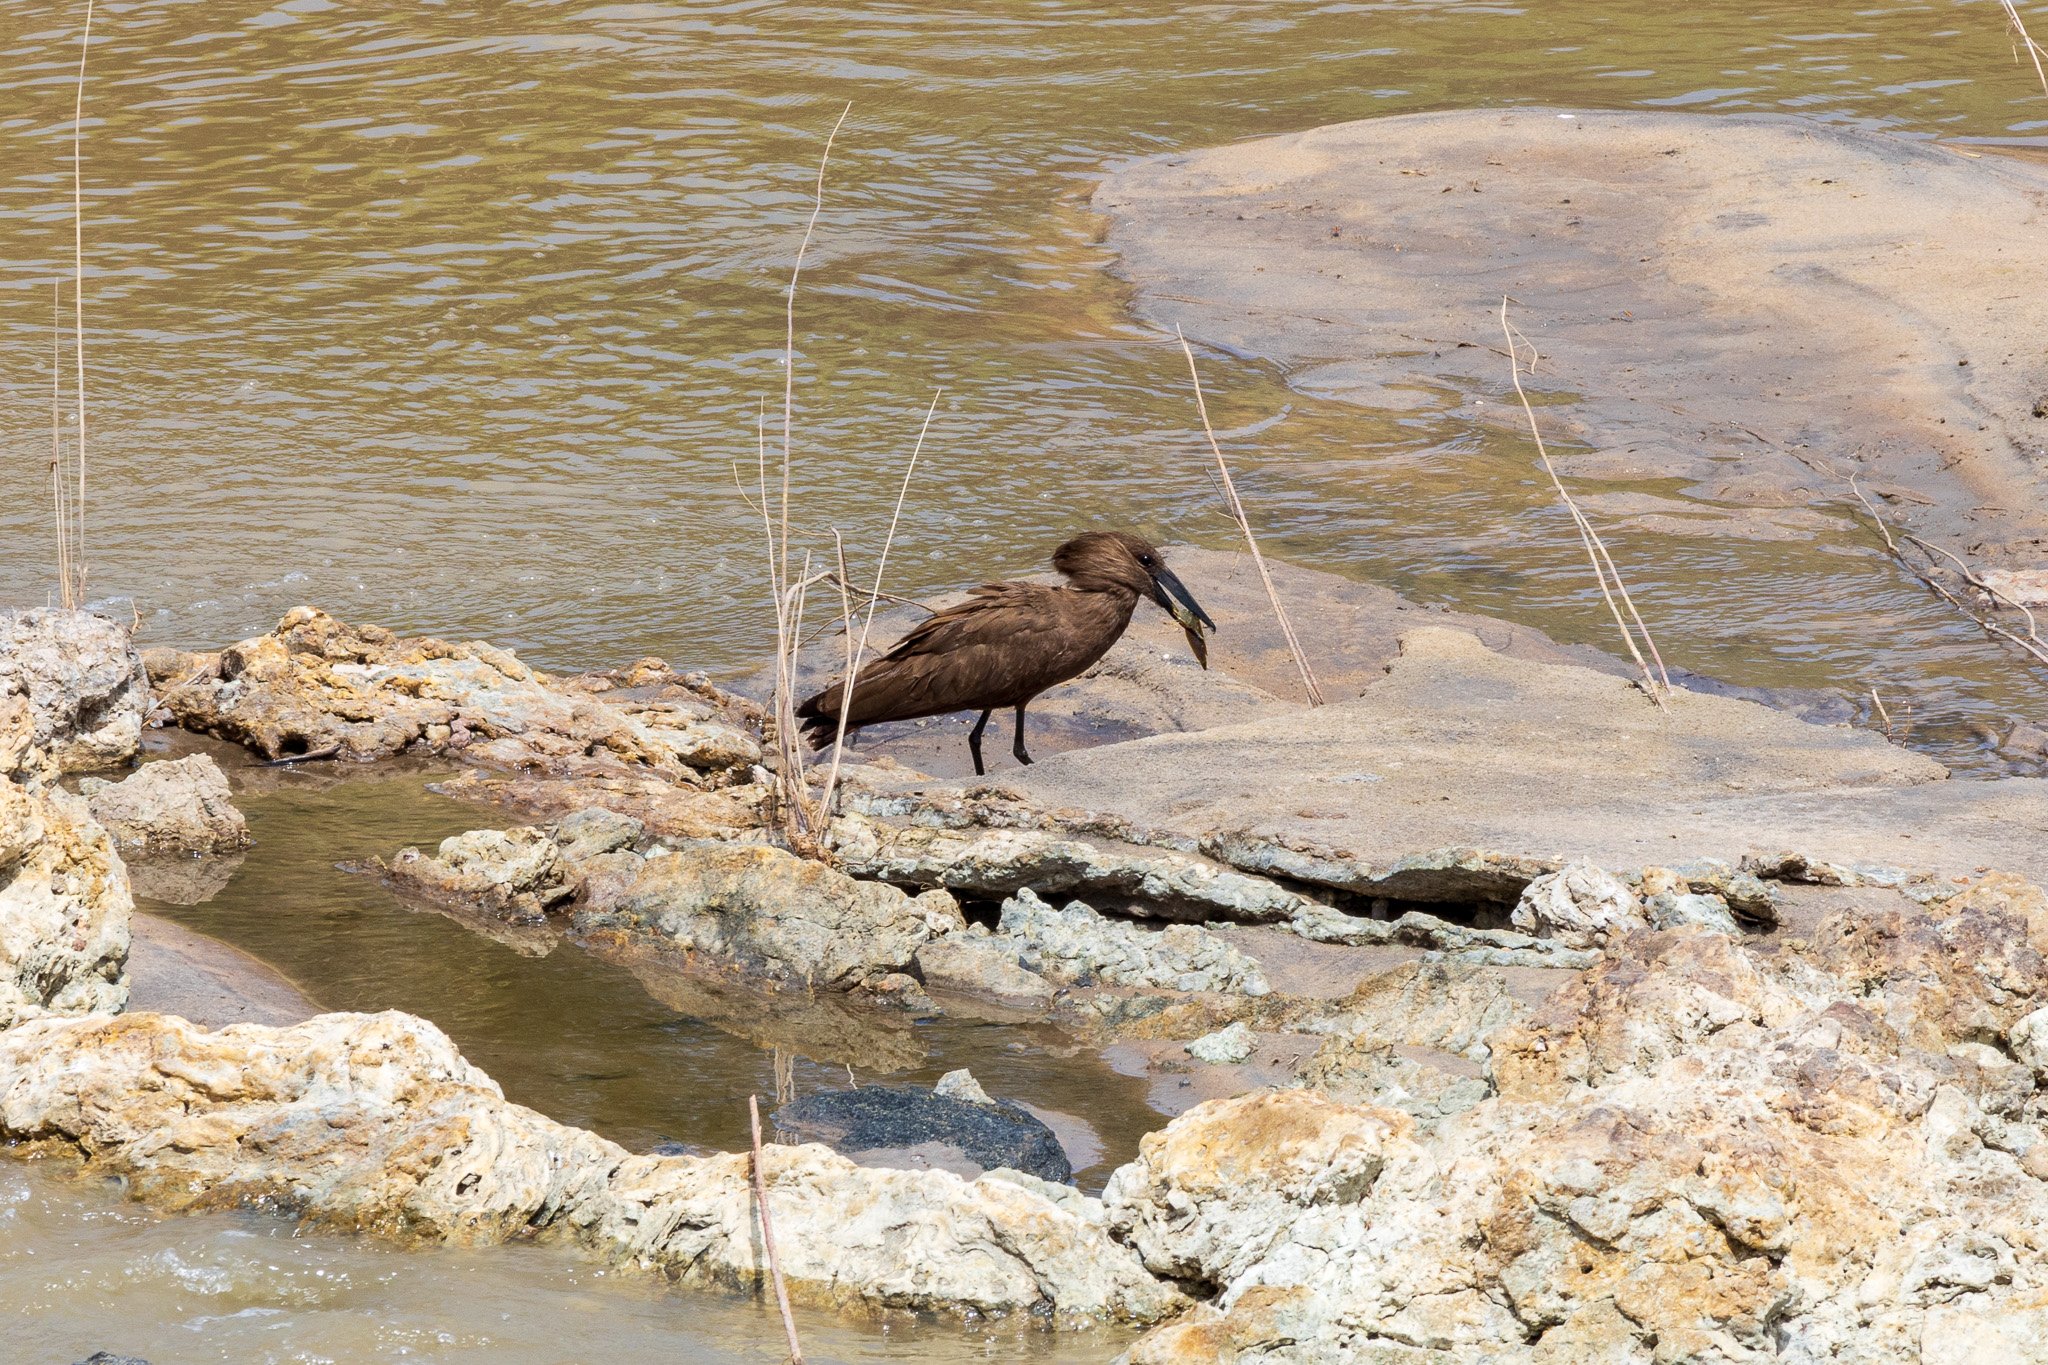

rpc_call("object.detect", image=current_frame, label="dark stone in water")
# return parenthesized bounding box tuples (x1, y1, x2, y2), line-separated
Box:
(75, 1355, 151, 1365)
(647, 1138, 692, 1157)
(773, 1086, 1072, 1185)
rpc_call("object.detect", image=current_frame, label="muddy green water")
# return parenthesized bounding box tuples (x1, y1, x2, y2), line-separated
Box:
(3, 2, 2048, 1358)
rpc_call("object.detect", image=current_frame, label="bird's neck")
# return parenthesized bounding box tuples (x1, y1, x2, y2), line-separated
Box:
(1067, 580, 1139, 623)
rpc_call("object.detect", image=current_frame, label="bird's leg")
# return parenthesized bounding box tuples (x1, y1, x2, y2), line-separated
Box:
(1013, 703, 1033, 766)
(967, 709, 991, 776)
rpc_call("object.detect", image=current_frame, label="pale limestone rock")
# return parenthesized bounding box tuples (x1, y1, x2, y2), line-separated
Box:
(0, 1009, 1180, 1326)
(830, 810, 1315, 924)
(1295, 1040, 1491, 1122)
(998, 888, 1271, 996)
(0, 609, 149, 773)
(2011, 1005, 2048, 1081)
(934, 1068, 993, 1105)
(387, 826, 576, 923)
(1313, 958, 1533, 1061)
(1645, 889, 1741, 935)
(0, 782, 128, 1026)
(1185, 1021, 1255, 1064)
(1102, 1090, 1417, 1295)
(1288, 902, 1600, 968)
(1511, 860, 1644, 948)
(148, 607, 759, 783)
(914, 931, 1058, 1007)
(80, 754, 249, 855)
(1115, 881, 2048, 1363)
(574, 840, 964, 991)
(0, 675, 48, 786)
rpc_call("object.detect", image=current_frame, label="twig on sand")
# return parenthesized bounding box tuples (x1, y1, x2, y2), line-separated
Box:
(749, 1095, 805, 1365)
(816, 391, 942, 822)
(2001, 1, 2048, 96)
(1848, 477, 2048, 670)
(1498, 300, 1672, 707)
(1175, 328, 1325, 706)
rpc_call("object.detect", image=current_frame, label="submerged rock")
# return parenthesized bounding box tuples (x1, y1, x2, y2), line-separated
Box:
(147, 607, 760, 783)
(81, 754, 250, 855)
(0, 780, 129, 1027)
(0, 1009, 1177, 1326)
(574, 840, 965, 992)
(0, 609, 149, 774)
(773, 1084, 1073, 1185)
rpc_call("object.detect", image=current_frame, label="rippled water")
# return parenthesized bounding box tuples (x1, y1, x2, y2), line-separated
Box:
(1, 1, 2046, 768)
(0, 1159, 1122, 1363)
(4, 3, 2048, 1357)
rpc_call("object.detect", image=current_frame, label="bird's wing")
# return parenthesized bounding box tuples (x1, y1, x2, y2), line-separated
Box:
(831, 581, 1078, 725)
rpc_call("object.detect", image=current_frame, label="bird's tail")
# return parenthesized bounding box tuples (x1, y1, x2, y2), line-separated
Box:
(793, 682, 841, 750)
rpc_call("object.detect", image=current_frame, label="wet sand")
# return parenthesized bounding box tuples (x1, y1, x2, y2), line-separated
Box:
(125, 911, 322, 1027)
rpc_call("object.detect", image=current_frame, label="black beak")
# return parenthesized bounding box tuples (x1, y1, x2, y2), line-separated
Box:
(1148, 565, 1217, 669)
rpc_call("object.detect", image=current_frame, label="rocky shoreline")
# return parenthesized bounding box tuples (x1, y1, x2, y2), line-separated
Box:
(6, 573, 2048, 1360)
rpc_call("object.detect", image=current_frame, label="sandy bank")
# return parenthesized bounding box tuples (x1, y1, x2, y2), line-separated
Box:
(1095, 108, 2048, 571)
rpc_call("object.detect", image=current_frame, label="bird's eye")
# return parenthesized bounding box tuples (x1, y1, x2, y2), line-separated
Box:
(1139, 554, 1154, 567)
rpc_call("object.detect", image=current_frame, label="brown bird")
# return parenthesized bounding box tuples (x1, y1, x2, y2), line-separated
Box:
(796, 530, 1217, 775)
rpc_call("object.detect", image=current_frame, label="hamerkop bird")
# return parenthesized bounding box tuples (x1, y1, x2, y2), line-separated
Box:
(796, 530, 1216, 776)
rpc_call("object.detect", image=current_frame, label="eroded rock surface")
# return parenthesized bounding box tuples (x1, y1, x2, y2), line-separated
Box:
(0, 1009, 1180, 1326)
(1114, 875, 2048, 1362)
(146, 608, 761, 783)
(0, 781, 129, 1026)
(81, 754, 249, 855)
(1004, 888, 1269, 996)
(574, 840, 965, 992)
(0, 609, 149, 773)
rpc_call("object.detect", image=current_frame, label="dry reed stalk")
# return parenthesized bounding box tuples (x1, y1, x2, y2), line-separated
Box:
(51, 284, 73, 609)
(815, 390, 942, 823)
(756, 106, 853, 853)
(1847, 476, 2048, 669)
(748, 1095, 805, 1365)
(777, 102, 851, 622)
(68, 0, 95, 608)
(1498, 300, 1672, 706)
(1174, 328, 1325, 706)
(2001, 0, 2048, 95)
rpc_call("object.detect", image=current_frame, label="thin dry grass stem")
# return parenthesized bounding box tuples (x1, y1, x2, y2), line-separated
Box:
(748, 1095, 805, 1365)
(1848, 477, 2048, 670)
(777, 102, 851, 618)
(816, 390, 942, 822)
(2001, 0, 2048, 95)
(757, 106, 853, 854)
(69, 0, 95, 608)
(1902, 529, 2044, 643)
(1174, 328, 1325, 706)
(1498, 300, 1672, 707)
(51, 283, 73, 609)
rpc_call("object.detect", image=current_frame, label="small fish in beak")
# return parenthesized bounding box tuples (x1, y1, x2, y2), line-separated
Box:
(1148, 563, 1217, 670)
